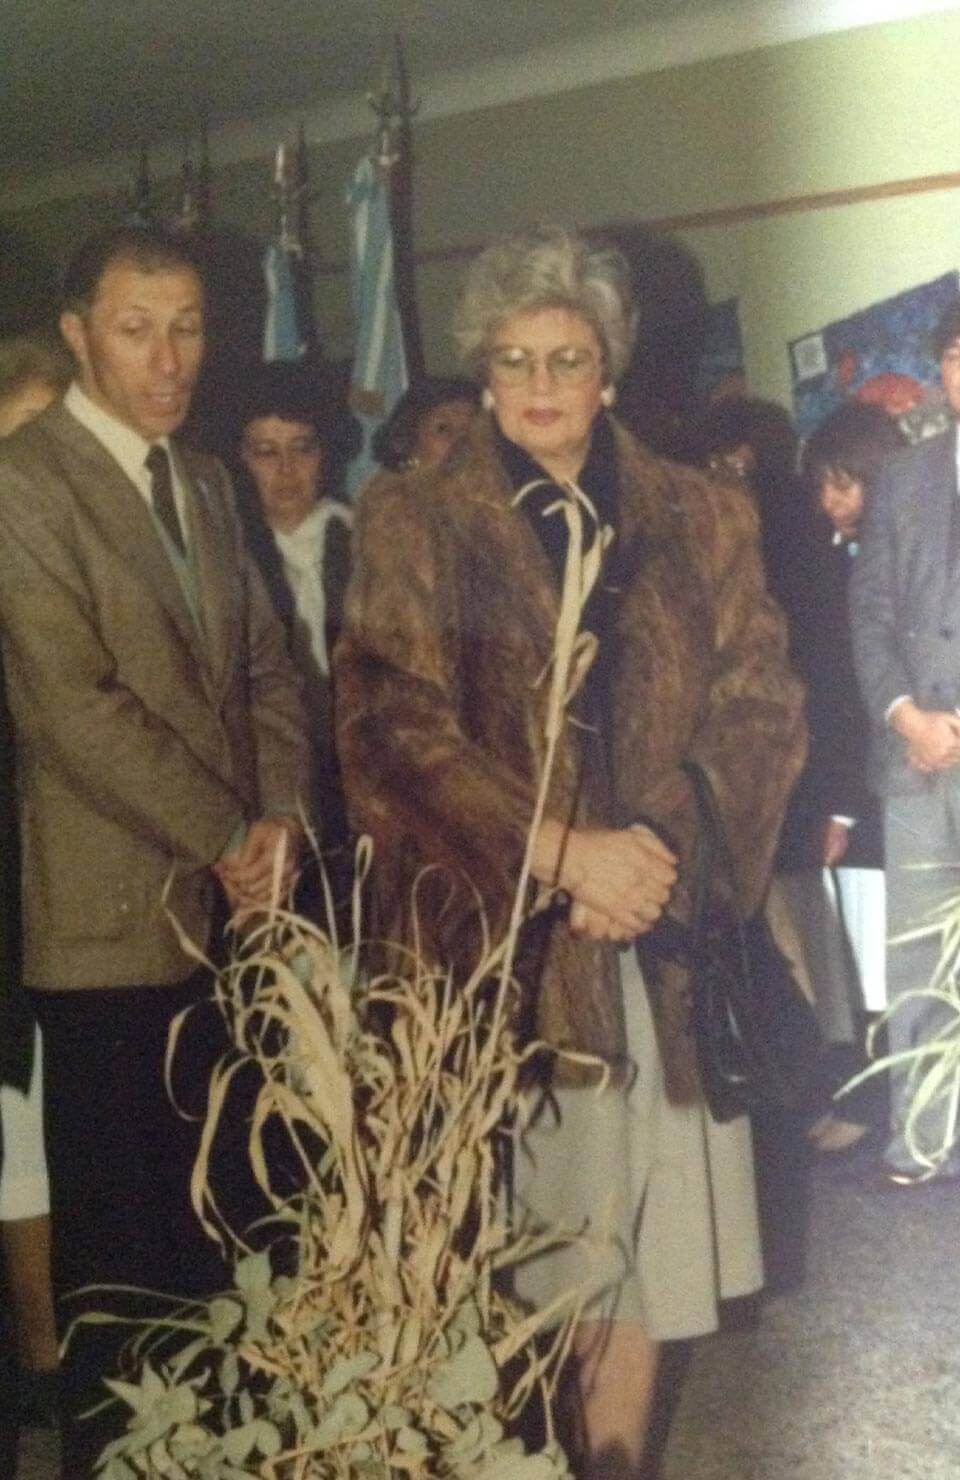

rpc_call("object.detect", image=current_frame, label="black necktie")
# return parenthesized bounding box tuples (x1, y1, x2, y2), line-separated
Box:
(145, 445, 186, 556)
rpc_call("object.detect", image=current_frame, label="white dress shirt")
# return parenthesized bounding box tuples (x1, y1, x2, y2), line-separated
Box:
(64, 382, 191, 549)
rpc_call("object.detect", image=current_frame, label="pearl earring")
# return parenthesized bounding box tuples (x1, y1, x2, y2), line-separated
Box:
(481, 387, 495, 411)
(600, 384, 616, 408)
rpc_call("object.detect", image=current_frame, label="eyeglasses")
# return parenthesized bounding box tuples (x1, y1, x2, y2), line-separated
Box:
(487, 345, 600, 387)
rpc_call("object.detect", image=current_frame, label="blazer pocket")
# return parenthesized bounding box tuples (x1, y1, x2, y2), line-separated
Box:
(22, 813, 133, 942)
(60, 868, 135, 941)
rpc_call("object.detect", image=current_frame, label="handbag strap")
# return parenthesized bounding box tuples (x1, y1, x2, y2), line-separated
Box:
(682, 760, 746, 947)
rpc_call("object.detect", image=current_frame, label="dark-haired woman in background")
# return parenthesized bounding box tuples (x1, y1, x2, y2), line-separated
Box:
(236, 362, 357, 901)
(699, 395, 806, 609)
(797, 399, 907, 1146)
(372, 376, 479, 473)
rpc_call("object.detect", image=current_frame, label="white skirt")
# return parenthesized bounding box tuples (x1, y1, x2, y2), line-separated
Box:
(511, 952, 762, 1341)
(0, 1024, 50, 1221)
(829, 867, 887, 1014)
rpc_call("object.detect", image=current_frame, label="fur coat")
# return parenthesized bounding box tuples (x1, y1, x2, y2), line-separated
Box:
(334, 413, 806, 1091)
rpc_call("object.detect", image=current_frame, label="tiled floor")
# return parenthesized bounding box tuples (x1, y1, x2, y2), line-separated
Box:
(663, 1152, 960, 1478)
(16, 1151, 960, 1477)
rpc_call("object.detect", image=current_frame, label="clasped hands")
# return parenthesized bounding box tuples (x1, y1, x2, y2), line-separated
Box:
(214, 814, 304, 915)
(891, 701, 960, 775)
(533, 819, 678, 943)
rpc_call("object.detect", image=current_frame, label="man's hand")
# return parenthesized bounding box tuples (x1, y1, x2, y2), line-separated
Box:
(891, 701, 960, 773)
(533, 820, 678, 940)
(214, 814, 303, 912)
(823, 818, 851, 867)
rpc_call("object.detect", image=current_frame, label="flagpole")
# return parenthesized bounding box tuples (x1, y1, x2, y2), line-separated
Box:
(127, 146, 154, 226)
(367, 36, 423, 381)
(386, 33, 424, 380)
(294, 123, 318, 351)
(263, 142, 308, 362)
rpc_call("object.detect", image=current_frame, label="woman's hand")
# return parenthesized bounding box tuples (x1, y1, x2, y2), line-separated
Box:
(568, 900, 645, 942)
(533, 820, 678, 941)
(822, 818, 850, 867)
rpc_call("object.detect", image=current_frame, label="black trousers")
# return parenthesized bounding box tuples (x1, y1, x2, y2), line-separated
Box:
(31, 974, 257, 1479)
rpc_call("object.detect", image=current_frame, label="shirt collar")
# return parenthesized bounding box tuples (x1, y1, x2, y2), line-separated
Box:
(64, 382, 172, 489)
(273, 499, 352, 559)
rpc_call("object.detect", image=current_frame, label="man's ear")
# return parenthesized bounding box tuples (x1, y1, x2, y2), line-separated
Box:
(58, 310, 87, 370)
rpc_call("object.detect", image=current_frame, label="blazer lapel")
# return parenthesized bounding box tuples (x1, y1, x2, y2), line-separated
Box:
(45, 407, 204, 660)
(920, 431, 960, 618)
(943, 426, 960, 578)
(178, 449, 237, 699)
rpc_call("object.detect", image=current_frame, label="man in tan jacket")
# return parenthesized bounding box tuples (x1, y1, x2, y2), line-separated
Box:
(0, 224, 310, 1475)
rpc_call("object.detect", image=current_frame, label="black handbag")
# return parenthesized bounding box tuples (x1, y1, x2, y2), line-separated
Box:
(640, 763, 822, 1123)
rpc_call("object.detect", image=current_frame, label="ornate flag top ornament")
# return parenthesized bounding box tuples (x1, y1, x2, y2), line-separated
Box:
(272, 140, 305, 258)
(127, 146, 154, 226)
(366, 33, 421, 171)
(174, 123, 212, 235)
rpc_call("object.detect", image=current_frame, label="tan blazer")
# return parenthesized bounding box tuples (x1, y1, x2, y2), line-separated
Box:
(0, 403, 310, 989)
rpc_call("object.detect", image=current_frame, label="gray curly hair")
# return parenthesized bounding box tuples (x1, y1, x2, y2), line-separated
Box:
(452, 225, 638, 383)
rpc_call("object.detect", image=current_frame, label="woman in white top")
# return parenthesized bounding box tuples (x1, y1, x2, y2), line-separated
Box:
(237, 364, 357, 898)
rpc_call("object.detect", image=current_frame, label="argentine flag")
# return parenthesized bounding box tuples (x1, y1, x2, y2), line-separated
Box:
(263, 241, 307, 362)
(345, 155, 408, 496)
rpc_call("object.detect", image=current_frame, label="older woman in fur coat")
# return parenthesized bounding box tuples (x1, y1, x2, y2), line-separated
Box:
(335, 226, 805, 1477)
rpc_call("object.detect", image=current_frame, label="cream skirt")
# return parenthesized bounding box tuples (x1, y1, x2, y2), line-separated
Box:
(511, 951, 762, 1341)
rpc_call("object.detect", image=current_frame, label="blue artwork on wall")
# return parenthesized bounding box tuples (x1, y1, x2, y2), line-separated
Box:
(790, 272, 960, 443)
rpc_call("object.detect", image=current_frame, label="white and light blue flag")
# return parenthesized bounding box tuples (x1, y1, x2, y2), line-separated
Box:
(263, 241, 307, 362)
(345, 155, 408, 496)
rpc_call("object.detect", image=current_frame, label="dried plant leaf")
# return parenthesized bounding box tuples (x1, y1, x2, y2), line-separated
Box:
(91, 480, 610, 1478)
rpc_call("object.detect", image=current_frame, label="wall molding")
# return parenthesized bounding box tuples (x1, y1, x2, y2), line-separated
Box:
(301, 165, 960, 278)
(1, 0, 957, 216)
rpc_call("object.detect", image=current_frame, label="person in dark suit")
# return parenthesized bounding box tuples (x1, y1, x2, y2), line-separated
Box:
(236, 363, 357, 906)
(850, 299, 960, 1187)
(0, 226, 310, 1475)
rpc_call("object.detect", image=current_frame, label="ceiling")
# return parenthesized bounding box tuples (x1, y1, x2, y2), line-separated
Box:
(2, 0, 714, 190)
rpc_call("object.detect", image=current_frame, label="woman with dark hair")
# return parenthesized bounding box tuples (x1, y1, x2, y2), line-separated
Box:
(236, 361, 358, 895)
(699, 395, 804, 605)
(336, 226, 805, 1475)
(372, 376, 479, 472)
(796, 402, 908, 1137)
(803, 399, 908, 551)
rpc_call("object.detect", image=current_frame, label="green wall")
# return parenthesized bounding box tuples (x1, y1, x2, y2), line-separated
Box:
(5, 7, 960, 412)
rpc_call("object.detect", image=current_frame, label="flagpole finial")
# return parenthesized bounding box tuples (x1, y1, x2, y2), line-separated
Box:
(366, 31, 420, 169)
(128, 146, 154, 226)
(272, 140, 304, 256)
(295, 123, 315, 263)
(174, 138, 198, 234)
(197, 116, 212, 225)
(171, 122, 213, 235)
